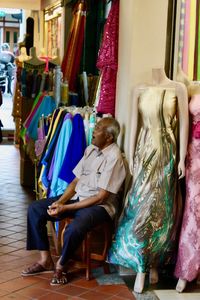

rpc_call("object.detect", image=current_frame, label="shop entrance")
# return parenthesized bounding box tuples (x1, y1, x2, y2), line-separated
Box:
(0, 7, 24, 143)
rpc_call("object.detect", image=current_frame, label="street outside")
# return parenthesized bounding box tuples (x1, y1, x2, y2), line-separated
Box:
(0, 89, 15, 131)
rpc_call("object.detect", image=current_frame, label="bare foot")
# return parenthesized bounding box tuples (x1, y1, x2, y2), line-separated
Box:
(133, 272, 145, 293)
(176, 278, 187, 292)
(149, 268, 159, 284)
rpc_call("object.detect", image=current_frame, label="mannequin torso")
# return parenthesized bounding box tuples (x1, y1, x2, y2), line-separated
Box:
(25, 47, 46, 67)
(17, 47, 30, 63)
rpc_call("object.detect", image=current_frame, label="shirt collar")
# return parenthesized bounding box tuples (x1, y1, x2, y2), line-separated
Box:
(101, 143, 115, 155)
(90, 143, 115, 156)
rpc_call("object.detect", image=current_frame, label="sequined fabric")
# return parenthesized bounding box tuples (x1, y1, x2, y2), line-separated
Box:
(96, 0, 119, 116)
(12, 59, 23, 144)
(174, 94, 200, 282)
(108, 87, 181, 273)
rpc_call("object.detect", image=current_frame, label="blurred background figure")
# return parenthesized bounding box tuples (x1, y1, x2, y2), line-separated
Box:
(0, 43, 16, 95)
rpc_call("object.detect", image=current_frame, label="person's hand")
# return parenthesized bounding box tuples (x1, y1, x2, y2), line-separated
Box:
(47, 202, 65, 217)
(178, 160, 185, 179)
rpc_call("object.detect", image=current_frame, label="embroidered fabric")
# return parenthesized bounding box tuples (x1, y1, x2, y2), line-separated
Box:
(96, 0, 119, 116)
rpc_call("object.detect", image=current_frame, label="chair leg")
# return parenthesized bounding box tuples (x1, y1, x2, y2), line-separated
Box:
(86, 233, 91, 280)
(103, 262, 110, 274)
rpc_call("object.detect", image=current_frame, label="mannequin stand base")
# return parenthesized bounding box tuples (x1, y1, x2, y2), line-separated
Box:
(176, 278, 187, 293)
(133, 272, 146, 294)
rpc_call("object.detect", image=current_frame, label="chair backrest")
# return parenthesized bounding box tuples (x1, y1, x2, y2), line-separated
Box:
(114, 154, 132, 228)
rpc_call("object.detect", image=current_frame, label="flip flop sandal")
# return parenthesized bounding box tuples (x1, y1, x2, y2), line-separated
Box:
(21, 262, 54, 277)
(50, 269, 68, 286)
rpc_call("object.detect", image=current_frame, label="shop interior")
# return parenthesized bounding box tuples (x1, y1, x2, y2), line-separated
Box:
(0, 0, 199, 299)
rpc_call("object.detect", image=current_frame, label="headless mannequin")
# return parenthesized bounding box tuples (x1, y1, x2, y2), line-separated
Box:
(129, 67, 189, 293)
(17, 47, 30, 63)
(50, 48, 60, 66)
(175, 66, 200, 293)
(176, 64, 190, 89)
(25, 47, 46, 66)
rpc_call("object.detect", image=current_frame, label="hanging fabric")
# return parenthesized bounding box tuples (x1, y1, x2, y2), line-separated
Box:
(96, 0, 119, 117)
(61, 0, 86, 92)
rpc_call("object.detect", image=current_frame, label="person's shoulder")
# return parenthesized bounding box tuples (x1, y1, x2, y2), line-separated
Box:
(107, 143, 124, 160)
(84, 144, 97, 155)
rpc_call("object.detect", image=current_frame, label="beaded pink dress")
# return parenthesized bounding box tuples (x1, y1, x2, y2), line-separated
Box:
(174, 93, 200, 282)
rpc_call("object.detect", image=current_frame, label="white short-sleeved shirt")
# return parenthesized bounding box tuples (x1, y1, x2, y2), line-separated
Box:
(73, 143, 126, 218)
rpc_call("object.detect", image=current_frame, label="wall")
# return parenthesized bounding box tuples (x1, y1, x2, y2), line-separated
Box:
(0, 0, 40, 10)
(116, 0, 169, 159)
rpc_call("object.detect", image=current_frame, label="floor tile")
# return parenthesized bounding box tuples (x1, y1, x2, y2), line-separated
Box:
(0, 145, 199, 300)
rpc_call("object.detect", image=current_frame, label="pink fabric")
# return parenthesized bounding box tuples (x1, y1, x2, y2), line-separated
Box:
(182, 0, 190, 74)
(192, 121, 200, 138)
(174, 95, 200, 282)
(96, 0, 119, 116)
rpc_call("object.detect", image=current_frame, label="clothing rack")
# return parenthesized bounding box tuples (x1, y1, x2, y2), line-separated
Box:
(35, 106, 98, 199)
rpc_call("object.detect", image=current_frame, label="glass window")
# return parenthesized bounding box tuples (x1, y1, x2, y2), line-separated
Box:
(13, 32, 18, 44)
(6, 31, 10, 43)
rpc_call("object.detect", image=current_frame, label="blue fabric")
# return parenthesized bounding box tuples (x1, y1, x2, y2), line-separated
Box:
(38, 108, 60, 171)
(40, 111, 67, 190)
(26, 95, 56, 141)
(49, 115, 73, 197)
(59, 113, 87, 183)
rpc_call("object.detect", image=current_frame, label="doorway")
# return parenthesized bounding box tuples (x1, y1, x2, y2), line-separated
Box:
(0, 7, 24, 143)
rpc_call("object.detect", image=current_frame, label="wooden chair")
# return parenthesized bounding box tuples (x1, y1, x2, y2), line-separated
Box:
(50, 218, 113, 280)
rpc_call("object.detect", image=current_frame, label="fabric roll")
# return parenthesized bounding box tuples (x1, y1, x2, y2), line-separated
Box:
(187, 0, 196, 79)
(178, 0, 186, 67)
(193, 0, 199, 80)
(197, 2, 200, 79)
(96, 0, 119, 117)
(182, 0, 191, 74)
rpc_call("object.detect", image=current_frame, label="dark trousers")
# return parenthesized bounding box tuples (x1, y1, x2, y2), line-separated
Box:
(27, 197, 111, 266)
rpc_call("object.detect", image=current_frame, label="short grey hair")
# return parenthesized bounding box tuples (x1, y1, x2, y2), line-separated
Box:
(103, 117, 120, 142)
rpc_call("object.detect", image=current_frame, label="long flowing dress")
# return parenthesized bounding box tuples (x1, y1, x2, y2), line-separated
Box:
(108, 86, 181, 273)
(174, 94, 200, 282)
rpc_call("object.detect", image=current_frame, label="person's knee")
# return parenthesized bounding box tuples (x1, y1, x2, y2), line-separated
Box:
(64, 221, 87, 239)
(28, 200, 41, 217)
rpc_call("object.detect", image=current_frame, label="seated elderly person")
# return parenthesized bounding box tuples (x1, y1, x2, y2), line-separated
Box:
(21, 117, 126, 285)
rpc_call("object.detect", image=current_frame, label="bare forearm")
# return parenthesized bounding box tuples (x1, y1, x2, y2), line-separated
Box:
(63, 195, 101, 211)
(62, 189, 110, 212)
(57, 178, 78, 204)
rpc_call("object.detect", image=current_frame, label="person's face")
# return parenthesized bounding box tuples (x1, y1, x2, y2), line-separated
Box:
(92, 120, 112, 149)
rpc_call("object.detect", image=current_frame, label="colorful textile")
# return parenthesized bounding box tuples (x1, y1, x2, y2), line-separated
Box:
(108, 87, 181, 272)
(96, 0, 119, 117)
(182, 0, 190, 74)
(197, 2, 200, 79)
(26, 95, 56, 141)
(59, 113, 87, 184)
(174, 94, 200, 282)
(49, 114, 73, 197)
(61, 0, 86, 92)
(187, 0, 196, 79)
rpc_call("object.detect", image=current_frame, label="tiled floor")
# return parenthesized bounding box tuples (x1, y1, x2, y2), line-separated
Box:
(0, 145, 135, 300)
(0, 145, 200, 300)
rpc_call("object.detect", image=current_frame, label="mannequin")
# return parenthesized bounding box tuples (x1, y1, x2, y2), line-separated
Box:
(17, 47, 30, 63)
(12, 47, 30, 145)
(25, 47, 46, 67)
(176, 64, 190, 89)
(108, 67, 189, 294)
(49, 48, 60, 66)
(174, 70, 200, 293)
